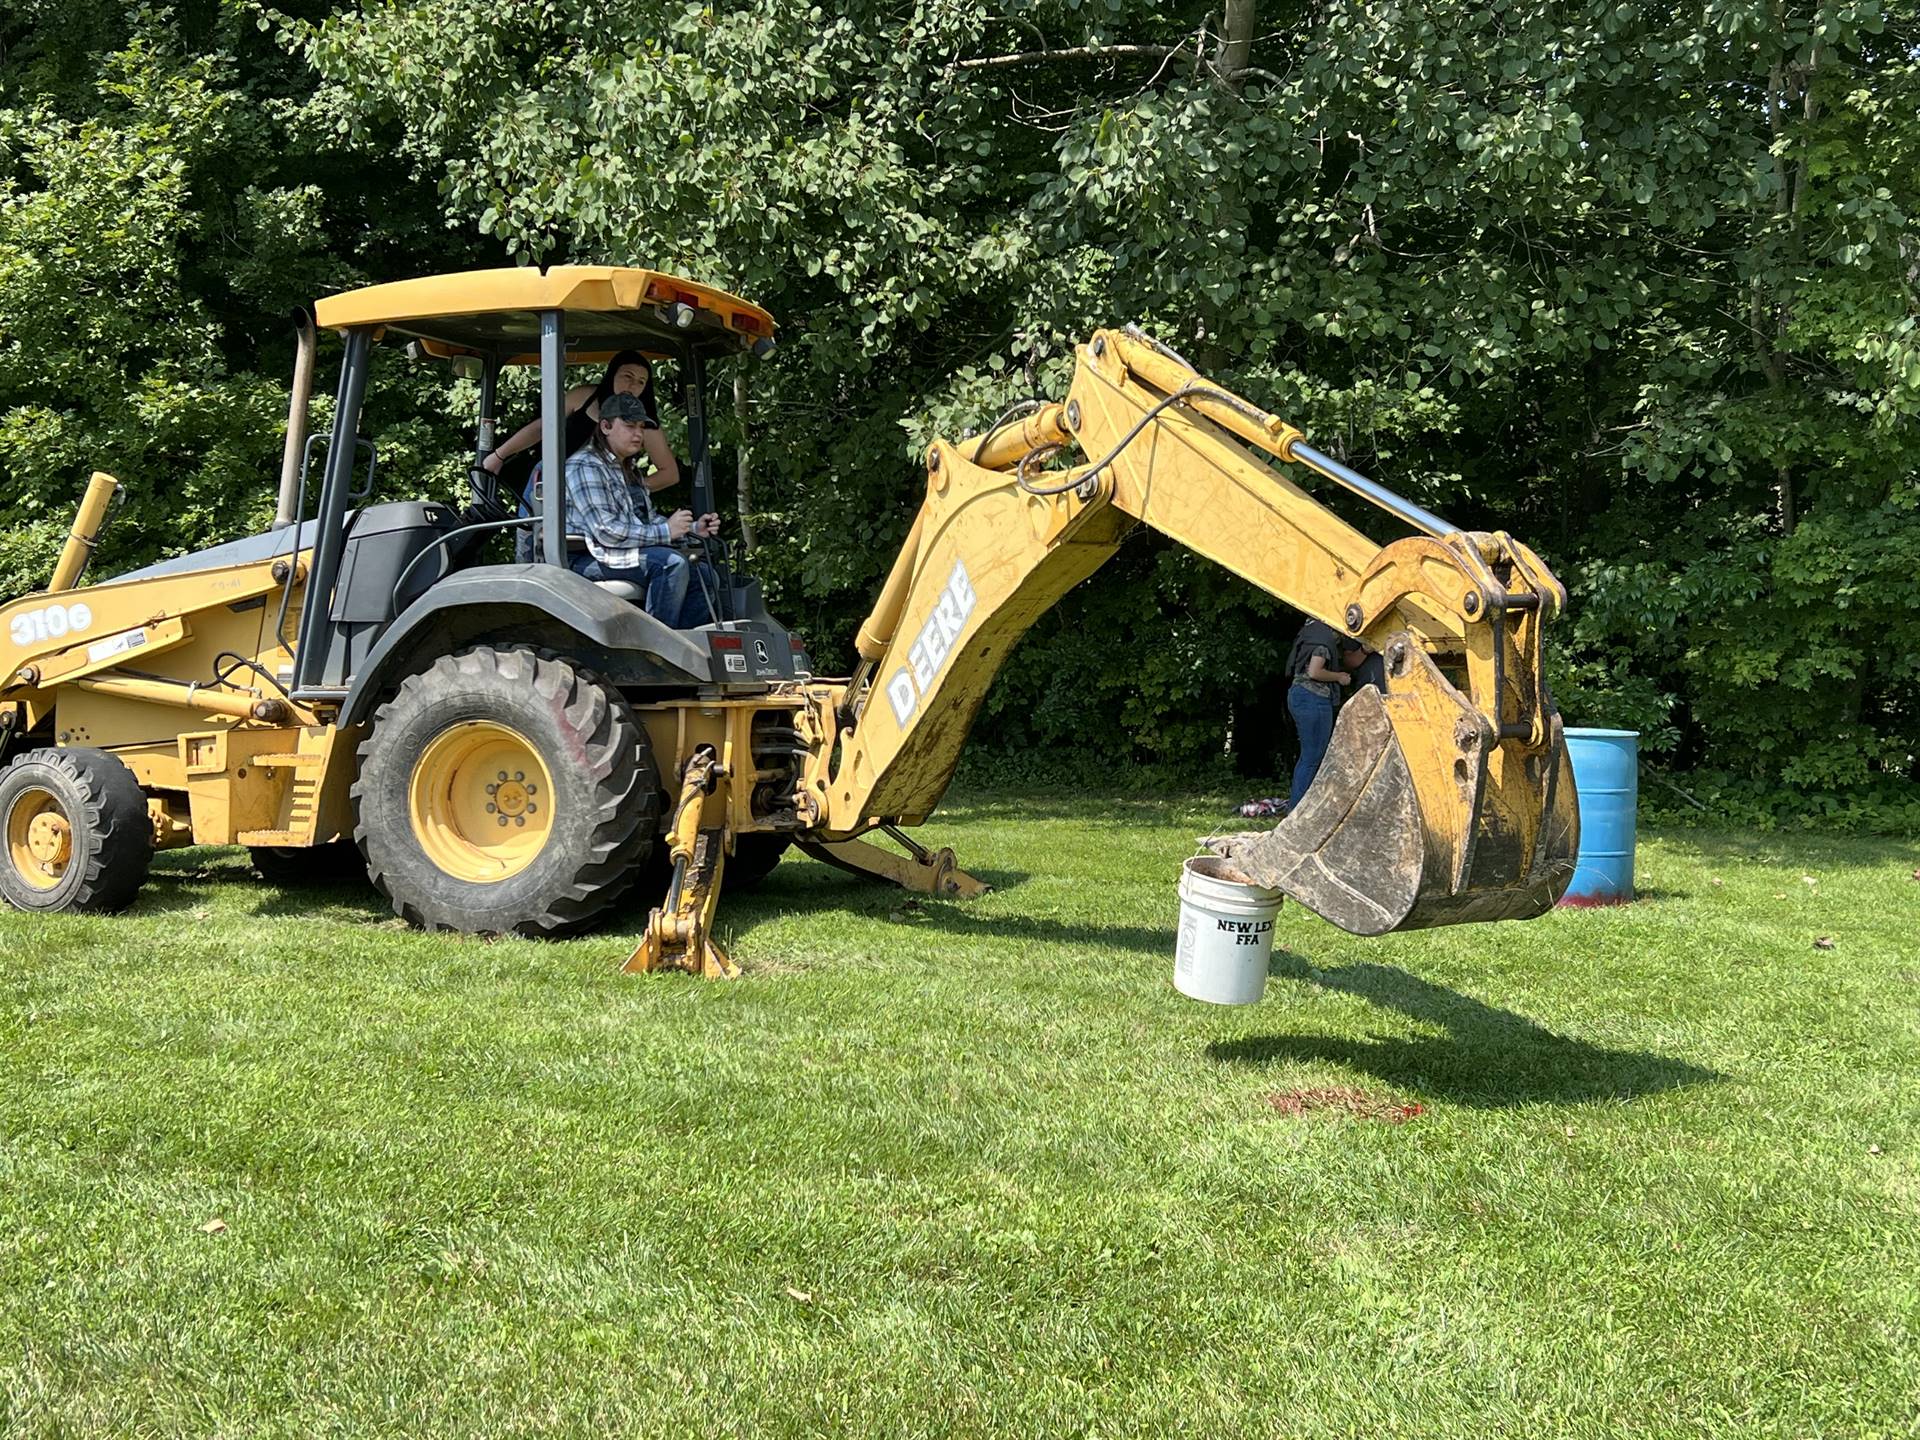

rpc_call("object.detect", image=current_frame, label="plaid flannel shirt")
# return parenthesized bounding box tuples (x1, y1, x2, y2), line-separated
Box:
(563, 445, 670, 570)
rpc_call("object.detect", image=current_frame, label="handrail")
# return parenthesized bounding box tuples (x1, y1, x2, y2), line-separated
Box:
(388, 516, 538, 612)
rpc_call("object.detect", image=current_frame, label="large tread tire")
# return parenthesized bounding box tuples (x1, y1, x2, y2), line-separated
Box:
(0, 747, 152, 913)
(352, 647, 659, 936)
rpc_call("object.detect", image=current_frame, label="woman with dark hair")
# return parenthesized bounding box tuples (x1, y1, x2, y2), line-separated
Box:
(481, 349, 676, 485)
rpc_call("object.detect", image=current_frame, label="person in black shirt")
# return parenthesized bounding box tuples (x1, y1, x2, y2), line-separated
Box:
(482, 349, 672, 484)
(1286, 619, 1371, 812)
(490, 350, 678, 565)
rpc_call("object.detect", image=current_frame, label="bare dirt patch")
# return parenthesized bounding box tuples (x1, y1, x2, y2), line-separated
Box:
(1265, 1086, 1425, 1124)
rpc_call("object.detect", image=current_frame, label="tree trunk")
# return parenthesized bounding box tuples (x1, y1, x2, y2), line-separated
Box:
(1757, 27, 1813, 538)
(1212, 0, 1255, 92)
(733, 370, 756, 553)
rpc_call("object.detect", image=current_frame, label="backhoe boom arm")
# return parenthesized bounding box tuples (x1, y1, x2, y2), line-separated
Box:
(802, 328, 1577, 935)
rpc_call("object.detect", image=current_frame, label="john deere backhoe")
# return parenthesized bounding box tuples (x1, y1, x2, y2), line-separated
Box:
(0, 267, 1576, 973)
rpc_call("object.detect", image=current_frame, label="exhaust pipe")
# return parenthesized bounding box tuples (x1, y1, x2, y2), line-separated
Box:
(274, 309, 317, 529)
(48, 472, 120, 592)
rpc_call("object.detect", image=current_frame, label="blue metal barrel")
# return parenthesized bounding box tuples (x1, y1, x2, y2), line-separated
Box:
(1561, 728, 1638, 906)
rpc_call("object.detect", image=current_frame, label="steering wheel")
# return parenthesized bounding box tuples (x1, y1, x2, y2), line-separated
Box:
(464, 463, 512, 525)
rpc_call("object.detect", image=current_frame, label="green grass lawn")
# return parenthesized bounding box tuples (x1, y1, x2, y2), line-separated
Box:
(2, 789, 1916, 1437)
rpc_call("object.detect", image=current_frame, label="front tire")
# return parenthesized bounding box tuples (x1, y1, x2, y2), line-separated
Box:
(352, 648, 659, 936)
(0, 747, 152, 912)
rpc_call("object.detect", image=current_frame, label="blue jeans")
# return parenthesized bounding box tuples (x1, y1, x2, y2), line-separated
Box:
(1287, 684, 1337, 810)
(570, 549, 714, 629)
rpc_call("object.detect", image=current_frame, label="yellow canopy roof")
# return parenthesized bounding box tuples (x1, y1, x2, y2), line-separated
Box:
(312, 265, 774, 359)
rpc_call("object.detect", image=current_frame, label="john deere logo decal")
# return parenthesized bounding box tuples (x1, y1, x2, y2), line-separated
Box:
(886, 560, 976, 728)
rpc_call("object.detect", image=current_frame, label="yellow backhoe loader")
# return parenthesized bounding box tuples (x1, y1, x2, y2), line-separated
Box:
(0, 267, 1577, 974)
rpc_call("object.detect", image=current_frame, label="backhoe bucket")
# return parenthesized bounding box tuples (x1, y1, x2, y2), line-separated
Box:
(1209, 651, 1579, 936)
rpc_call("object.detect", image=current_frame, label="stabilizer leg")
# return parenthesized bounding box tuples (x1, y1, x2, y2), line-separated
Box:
(797, 823, 989, 898)
(626, 747, 737, 978)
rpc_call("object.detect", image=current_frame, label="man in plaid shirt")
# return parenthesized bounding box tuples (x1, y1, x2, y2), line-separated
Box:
(563, 392, 719, 627)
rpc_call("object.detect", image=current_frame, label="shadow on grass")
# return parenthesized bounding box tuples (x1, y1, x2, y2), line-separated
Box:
(134, 884, 391, 923)
(1209, 954, 1721, 1107)
(809, 865, 1034, 896)
(136, 856, 391, 922)
(146, 850, 250, 881)
(955, 868, 1030, 894)
(726, 864, 1167, 955)
(140, 847, 1040, 935)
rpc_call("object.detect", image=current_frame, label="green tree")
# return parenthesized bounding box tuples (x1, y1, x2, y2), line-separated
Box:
(0, 1, 486, 596)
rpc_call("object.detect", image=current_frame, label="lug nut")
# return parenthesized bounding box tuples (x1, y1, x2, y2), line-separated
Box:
(485, 803, 496, 813)
(514, 816, 525, 827)
(486, 783, 497, 795)
(514, 771, 525, 782)
(497, 771, 508, 781)
(497, 815, 508, 826)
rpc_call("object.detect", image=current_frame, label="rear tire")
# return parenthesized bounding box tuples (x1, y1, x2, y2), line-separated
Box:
(0, 747, 152, 912)
(352, 647, 659, 936)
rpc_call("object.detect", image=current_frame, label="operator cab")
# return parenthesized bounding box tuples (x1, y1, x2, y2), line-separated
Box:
(270, 266, 803, 694)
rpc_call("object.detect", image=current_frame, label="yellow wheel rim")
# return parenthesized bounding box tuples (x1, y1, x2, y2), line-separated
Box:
(407, 721, 556, 884)
(6, 786, 72, 892)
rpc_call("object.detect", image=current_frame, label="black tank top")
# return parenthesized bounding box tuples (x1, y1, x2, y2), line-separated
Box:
(563, 400, 599, 458)
(501, 397, 602, 503)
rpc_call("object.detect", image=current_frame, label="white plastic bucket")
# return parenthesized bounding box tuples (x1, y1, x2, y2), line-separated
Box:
(1174, 856, 1284, 1005)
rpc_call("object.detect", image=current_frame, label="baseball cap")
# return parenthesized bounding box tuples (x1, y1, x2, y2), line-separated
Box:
(599, 393, 654, 425)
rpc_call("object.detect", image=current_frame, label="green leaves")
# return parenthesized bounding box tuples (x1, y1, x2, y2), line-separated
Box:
(0, 3, 491, 596)
(278, 0, 1919, 803)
